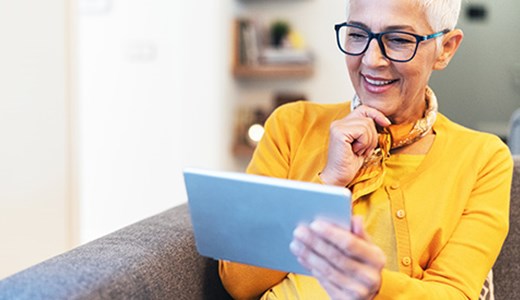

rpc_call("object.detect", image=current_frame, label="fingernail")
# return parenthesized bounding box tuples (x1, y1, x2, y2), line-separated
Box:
(290, 241, 302, 255)
(310, 220, 326, 233)
(293, 226, 305, 238)
(312, 269, 324, 278)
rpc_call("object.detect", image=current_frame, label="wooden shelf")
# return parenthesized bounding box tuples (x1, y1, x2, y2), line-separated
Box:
(231, 18, 314, 79)
(233, 64, 313, 79)
(232, 143, 256, 157)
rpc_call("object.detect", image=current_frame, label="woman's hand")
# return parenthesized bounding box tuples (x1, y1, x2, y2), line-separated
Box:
(290, 216, 386, 300)
(319, 105, 391, 187)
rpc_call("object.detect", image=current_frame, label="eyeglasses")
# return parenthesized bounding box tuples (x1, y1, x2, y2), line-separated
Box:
(334, 22, 450, 63)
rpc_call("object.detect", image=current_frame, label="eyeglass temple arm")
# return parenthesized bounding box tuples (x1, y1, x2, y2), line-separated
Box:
(423, 29, 451, 40)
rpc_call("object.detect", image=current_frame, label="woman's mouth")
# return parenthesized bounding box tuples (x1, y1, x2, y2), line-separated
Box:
(365, 77, 397, 86)
(362, 75, 399, 93)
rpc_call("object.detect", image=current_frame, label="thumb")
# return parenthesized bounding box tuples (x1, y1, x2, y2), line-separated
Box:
(351, 216, 372, 242)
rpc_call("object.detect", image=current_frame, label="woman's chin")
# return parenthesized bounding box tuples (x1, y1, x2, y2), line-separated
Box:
(358, 98, 396, 116)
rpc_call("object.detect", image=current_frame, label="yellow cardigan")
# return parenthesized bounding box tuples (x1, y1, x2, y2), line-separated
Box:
(220, 101, 513, 300)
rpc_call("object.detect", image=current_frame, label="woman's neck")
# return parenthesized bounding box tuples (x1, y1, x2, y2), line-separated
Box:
(391, 130, 435, 155)
(388, 99, 427, 125)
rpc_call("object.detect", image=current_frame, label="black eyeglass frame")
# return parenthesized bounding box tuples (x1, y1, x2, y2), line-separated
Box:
(334, 22, 450, 63)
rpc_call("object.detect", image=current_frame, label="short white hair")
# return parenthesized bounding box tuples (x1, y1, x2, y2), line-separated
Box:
(347, 0, 462, 31)
(418, 0, 462, 31)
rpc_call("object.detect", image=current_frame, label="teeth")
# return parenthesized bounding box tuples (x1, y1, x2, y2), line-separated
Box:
(365, 77, 394, 86)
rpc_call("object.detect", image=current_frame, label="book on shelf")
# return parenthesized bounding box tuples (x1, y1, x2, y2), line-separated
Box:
(259, 47, 313, 65)
(236, 19, 261, 66)
(234, 18, 313, 70)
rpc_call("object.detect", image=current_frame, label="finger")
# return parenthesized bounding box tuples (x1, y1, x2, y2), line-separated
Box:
(333, 120, 378, 156)
(351, 216, 371, 241)
(350, 105, 391, 127)
(318, 276, 371, 300)
(351, 138, 376, 158)
(292, 226, 366, 276)
(291, 233, 380, 299)
(349, 125, 375, 156)
(291, 227, 376, 288)
(332, 118, 376, 146)
(309, 220, 386, 268)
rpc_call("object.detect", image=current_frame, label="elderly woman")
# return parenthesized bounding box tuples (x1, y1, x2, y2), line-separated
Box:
(220, 0, 513, 299)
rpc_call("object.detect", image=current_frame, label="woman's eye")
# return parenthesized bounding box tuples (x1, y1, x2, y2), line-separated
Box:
(348, 33, 368, 40)
(391, 38, 414, 44)
(386, 34, 415, 44)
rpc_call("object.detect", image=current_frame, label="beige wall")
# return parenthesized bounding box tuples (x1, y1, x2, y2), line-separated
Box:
(430, 1, 520, 136)
(0, 0, 73, 279)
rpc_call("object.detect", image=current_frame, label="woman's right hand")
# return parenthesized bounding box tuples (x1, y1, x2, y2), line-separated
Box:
(319, 105, 391, 187)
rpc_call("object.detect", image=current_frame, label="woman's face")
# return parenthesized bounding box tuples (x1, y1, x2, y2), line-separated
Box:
(347, 0, 440, 124)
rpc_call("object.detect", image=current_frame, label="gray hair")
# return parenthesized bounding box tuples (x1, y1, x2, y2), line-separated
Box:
(347, 0, 462, 31)
(418, 0, 462, 30)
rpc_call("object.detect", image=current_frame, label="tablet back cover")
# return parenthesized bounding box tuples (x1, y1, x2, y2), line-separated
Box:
(184, 168, 351, 275)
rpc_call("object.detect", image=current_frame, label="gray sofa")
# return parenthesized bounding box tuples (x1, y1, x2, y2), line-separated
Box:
(1, 157, 519, 300)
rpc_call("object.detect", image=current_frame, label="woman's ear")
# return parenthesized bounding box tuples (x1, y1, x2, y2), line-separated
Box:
(433, 29, 464, 70)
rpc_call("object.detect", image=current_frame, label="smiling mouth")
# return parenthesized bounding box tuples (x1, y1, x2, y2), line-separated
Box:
(363, 76, 399, 86)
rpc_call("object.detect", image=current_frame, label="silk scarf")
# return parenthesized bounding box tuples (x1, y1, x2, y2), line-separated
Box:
(347, 86, 438, 200)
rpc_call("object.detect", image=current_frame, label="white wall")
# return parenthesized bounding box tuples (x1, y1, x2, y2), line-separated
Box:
(0, 0, 72, 278)
(77, 0, 235, 243)
(77, 0, 352, 242)
(76, 0, 352, 243)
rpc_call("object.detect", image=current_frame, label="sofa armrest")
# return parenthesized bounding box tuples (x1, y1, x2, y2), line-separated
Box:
(493, 155, 520, 300)
(0, 203, 232, 300)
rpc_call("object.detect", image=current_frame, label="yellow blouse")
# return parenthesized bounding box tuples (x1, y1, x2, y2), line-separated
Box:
(357, 154, 425, 272)
(259, 154, 425, 300)
(219, 101, 512, 300)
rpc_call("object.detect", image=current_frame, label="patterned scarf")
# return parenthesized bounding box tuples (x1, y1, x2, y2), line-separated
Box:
(347, 86, 438, 200)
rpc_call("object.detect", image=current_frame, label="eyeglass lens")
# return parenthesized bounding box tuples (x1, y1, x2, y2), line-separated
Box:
(338, 25, 418, 61)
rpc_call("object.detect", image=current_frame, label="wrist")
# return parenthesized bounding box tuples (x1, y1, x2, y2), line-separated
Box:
(318, 170, 350, 187)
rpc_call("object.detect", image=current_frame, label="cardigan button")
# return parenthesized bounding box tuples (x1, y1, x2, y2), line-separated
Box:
(390, 182, 400, 189)
(396, 209, 406, 219)
(402, 256, 412, 266)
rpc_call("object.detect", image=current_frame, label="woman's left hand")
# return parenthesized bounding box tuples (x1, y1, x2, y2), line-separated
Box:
(290, 216, 386, 300)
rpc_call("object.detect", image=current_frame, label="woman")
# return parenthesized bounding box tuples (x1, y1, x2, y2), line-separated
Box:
(220, 0, 513, 299)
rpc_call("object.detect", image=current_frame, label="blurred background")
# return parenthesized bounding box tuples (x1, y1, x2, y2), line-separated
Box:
(0, 0, 519, 279)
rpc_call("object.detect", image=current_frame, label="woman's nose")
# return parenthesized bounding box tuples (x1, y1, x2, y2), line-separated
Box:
(361, 39, 390, 67)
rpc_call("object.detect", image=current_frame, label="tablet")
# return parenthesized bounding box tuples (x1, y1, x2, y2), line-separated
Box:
(183, 168, 351, 275)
